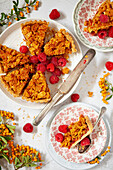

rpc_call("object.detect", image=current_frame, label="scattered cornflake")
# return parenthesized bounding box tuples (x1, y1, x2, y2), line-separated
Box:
(42, 125, 43, 127)
(27, 115, 30, 118)
(88, 91, 93, 97)
(83, 72, 85, 74)
(13, 122, 16, 125)
(18, 108, 21, 111)
(103, 71, 106, 73)
(33, 116, 36, 119)
(85, 55, 88, 58)
(62, 67, 70, 74)
(40, 133, 42, 136)
(23, 117, 24, 119)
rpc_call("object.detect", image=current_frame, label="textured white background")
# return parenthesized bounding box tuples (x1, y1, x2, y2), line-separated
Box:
(0, 0, 113, 170)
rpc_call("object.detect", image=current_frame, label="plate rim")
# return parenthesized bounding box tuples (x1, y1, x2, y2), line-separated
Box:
(45, 102, 112, 169)
(72, 0, 113, 52)
(0, 18, 83, 109)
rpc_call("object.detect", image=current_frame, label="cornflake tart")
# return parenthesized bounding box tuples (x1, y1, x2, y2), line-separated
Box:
(22, 71, 51, 103)
(84, 0, 113, 36)
(60, 115, 93, 149)
(44, 29, 77, 56)
(21, 20, 49, 55)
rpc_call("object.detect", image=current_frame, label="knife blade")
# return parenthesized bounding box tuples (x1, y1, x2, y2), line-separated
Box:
(33, 49, 96, 126)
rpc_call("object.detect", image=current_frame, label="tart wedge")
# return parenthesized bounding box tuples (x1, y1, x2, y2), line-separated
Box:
(0, 64, 35, 97)
(0, 44, 30, 73)
(84, 0, 113, 34)
(44, 29, 77, 56)
(22, 71, 51, 103)
(21, 20, 49, 55)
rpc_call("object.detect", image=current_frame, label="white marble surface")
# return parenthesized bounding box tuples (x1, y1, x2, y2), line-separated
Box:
(0, 0, 113, 170)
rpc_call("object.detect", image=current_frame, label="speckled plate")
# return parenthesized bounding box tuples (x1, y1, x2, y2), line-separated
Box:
(0, 18, 82, 109)
(73, 0, 113, 52)
(45, 103, 111, 169)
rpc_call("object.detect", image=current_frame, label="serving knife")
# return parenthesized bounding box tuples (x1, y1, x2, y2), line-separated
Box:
(33, 49, 96, 126)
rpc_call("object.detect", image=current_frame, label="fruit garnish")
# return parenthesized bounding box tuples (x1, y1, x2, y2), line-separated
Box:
(30, 55, 39, 64)
(49, 9, 60, 20)
(80, 137, 91, 146)
(53, 68, 62, 76)
(42, 59, 50, 65)
(38, 52, 47, 62)
(55, 133, 64, 142)
(49, 75, 59, 84)
(71, 93, 80, 102)
(47, 63, 55, 72)
(58, 125, 68, 133)
(108, 26, 113, 38)
(100, 14, 109, 23)
(51, 57, 58, 66)
(58, 58, 67, 67)
(23, 123, 33, 133)
(19, 45, 29, 53)
(98, 30, 107, 39)
(105, 61, 113, 71)
(37, 63, 46, 73)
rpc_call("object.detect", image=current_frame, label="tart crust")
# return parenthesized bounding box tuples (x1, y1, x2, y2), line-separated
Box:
(44, 29, 77, 56)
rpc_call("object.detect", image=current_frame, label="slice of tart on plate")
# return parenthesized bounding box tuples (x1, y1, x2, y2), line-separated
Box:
(22, 71, 51, 103)
(21, 20, 49, 55)
(0, 64, 35, 97)
(0, 44, 30, 73)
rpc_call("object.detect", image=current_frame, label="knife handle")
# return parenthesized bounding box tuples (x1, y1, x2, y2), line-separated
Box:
(33, 91, 63, 126)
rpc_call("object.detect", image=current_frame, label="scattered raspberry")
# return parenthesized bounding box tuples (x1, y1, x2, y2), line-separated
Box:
(55, 133, 64, 142)
(42, 59, 50, 65)
(47, 63, 55, 72)
(30, 55, 39, 64)
(49, 9, 60, 20)
(51, 57, 58, 66)
(58, 125, 68, 133)
(53, 68, 62, 76)
(23, 123, 33, 133)
(100, 14, 109, 23)
(80, 137, 91, 146)
(49, 75, 59, 84)
(71, 93, 80, 102)
(98, 30, 107, 39)
(37, 63, 46, 73)
(105, 61, 113, 71)
(108, 27, 113, 38)
(58, 58, 67, 67)
(38, 52, 47, 62)
(19, 45, 29, 53)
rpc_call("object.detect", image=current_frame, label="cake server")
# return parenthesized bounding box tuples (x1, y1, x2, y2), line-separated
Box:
(33, 49, 96, 126)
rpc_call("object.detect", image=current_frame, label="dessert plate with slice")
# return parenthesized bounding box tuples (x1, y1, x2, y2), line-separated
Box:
(45, 103, 111, 169)
(0, 18, 82, 109)
(73, 0, 113, 52)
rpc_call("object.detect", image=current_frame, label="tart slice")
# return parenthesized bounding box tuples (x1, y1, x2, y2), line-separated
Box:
(84, 0, 113, 34)
(60, 115, 93, 149)
(0, 44, 30, 73)
(21, 20, 49, 55)
(44, 29, 77, 56)
(0, 64, 35, 97)
(22, 71, 51, 103)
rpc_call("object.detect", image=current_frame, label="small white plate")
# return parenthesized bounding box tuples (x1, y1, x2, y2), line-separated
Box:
(0, 18, 82, 109)
(73, 0, 113, 52)
(45, 102, 111, 169)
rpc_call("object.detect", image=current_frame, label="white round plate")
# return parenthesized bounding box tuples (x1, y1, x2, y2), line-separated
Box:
(73, 0, 113, 52)
(0, 18, 82, 109)
(45, 102, 111, 169)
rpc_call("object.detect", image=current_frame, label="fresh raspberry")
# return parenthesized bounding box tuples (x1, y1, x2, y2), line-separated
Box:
(80, 137, 91, 146)
(105, 61, 113, 71)
(98, 30, 107, 39)
(38, 52, 47, 62)
(100, 14, 109, 23)
(49, 9, 60, 20)
(51, 57, 58, 66)
(19, 45, 29, 53)
(42, 59, 50, 65)
(47, 63, 55, 72)
(37, 63, 46, 73)
(23, 123, 33, 133)
(30, 55, 39, 64)
(108, 27, 113, 38)
(49, 75, 59, 84)
(58, 58, 67, 67)
(71, 93, 80, 102)
(58, 125, 68, 133)
(53, 68, 62, 76)
(55, 133, 64, 142)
